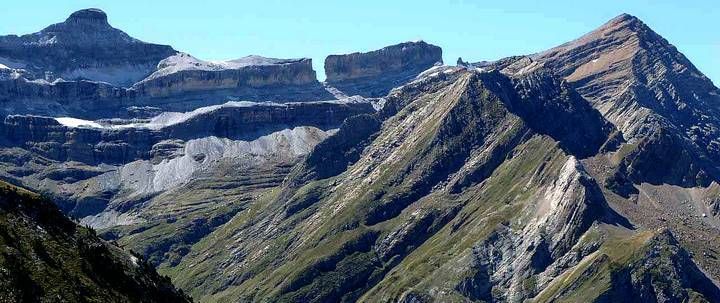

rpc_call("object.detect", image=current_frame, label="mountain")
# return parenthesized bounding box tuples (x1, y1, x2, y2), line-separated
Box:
(0, 180, 191, 302)
(162, 65, 720, 302)
(0, 8, 177, 87)
(2, 9, 720, 303)
(492, 14, 720, 189)
(132, 53, 319, 98)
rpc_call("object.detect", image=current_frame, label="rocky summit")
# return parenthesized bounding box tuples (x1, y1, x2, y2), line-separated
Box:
(0, 8, 177, 87)
(1, 8, 720, 303)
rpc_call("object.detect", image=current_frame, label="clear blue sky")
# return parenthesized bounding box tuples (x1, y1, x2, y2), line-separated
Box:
(2, 0, 718, 85)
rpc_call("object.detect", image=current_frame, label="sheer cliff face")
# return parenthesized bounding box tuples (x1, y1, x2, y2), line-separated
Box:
(0, 9, 177, 87)
(132, 53, 320, 97)
(324, 41, 443, 97)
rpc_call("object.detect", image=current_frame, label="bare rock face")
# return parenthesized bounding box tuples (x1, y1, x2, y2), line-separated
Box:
(132, 53, 321, 97)
(0, 78, 135, 118)
(324, 41, 443, 97)
(0, 9, 177, 87)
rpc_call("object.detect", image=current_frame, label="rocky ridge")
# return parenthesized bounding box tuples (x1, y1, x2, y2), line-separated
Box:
(159, 65, 708, 302)
(482, 14, 720, 189)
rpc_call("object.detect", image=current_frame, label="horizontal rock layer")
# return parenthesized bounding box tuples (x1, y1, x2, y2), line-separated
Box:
(1, 101, 373, 165)
(132, 53, 320, 97)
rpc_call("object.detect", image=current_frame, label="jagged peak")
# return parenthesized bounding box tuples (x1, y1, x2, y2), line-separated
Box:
(541, 13, 658, 55)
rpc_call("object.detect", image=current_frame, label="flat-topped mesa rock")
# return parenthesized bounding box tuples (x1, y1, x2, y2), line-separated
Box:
(0, 9, 177, 87)
(0, 54, 335, 120)
(131, 53, 323, 98)
(324, 41, 443, 97)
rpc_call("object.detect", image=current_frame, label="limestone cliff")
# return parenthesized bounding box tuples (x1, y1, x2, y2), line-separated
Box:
(324, 41, 443, 97)
(132, 53, 321, 98)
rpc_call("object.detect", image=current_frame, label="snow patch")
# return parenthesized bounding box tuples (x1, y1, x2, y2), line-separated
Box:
(143, 101, 266, 129)
(0, 57, 27, 69)
(55, 117, 103, 128)
(54, 100, 353, 130)
(130, 255, 139, 266)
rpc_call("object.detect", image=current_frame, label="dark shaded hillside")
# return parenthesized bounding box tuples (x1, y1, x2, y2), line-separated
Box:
(0, 181, 191, 303)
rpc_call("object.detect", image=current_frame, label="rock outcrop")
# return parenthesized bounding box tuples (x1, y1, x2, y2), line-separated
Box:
(324, 41, 443, 97)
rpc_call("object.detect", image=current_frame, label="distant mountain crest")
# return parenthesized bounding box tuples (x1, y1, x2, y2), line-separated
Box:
(0, 9, 176, 86)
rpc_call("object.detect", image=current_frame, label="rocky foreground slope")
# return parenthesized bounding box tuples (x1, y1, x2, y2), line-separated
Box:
(1, 8, 720, 303)
(0, 180, 191, 302)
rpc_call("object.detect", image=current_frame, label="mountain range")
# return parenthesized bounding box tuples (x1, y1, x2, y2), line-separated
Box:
(1, 8, 720, 303)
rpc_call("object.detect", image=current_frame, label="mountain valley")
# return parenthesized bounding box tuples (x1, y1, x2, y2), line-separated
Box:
(1, 8, 719, 303)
